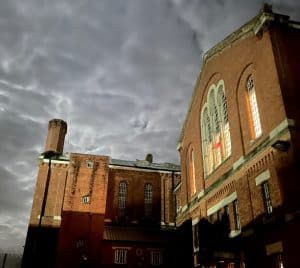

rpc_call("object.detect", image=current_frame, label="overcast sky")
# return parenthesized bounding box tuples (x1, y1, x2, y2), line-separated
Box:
(0, 0, 299, 253)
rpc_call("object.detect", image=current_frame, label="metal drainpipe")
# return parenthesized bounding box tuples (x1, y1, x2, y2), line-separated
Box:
(171, 171, 177, 226)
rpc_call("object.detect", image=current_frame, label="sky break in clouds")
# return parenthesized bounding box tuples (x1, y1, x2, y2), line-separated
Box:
(0, 0, 300, 252)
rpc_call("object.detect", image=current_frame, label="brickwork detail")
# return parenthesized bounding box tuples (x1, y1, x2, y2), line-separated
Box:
(245, 150, 276, 178)
(206, 181, 235, 207)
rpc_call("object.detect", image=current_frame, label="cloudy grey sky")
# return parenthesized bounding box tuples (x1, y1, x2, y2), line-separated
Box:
(0, 0, 299, 253)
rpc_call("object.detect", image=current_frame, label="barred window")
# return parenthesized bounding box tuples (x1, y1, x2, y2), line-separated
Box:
(247, 76, 262, 139)
(82, 195, 90, 204)
(114, 248, 128, 264)
(144, 183, 152, 217)
(151, 250, 162, 266)
(118, 181, 127, 217)
(262, 182, 272, 214)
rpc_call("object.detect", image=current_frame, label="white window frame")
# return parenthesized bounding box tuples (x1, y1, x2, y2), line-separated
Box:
(144, 183, 153, 217)
(150, 250, 162, 266)
(114, 248, 128, 264)
(118, 181, 127, 217)
(82, 195, 90, 204)
(262, 181, 273, 214)
(200, 80, 231, 178)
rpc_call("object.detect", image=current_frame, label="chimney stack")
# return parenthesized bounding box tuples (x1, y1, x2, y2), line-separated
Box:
(44, 119, 67, 155)
(145, 153, 153, 163)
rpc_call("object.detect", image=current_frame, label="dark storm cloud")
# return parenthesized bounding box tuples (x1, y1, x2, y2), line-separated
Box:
(0, 0, 299, 252)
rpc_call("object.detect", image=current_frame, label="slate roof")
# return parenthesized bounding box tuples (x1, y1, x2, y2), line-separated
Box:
(110, 158, 180, 172)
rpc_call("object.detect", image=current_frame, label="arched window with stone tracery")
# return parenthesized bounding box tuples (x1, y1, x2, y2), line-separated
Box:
(200, 80, 231, 178)
(201, 106, 214, 177)
(216, 82, 231, 158)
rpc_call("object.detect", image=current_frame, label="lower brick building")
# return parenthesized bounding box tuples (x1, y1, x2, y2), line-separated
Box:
(22, 119, 191, 268)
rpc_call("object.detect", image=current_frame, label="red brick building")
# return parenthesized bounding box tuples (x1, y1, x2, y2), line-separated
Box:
(23, 5, 300, 268)
(22, 119, 189, 268)
(175, 5, 300, 268)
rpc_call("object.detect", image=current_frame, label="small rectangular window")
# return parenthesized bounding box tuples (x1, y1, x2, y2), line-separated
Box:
(114, 248, 128, 264)
(233, 200, 241, 230)
(262, 182, 272, 214)
(82, 195, 90, 204)
(76, 239, 85, 248)
(151, 250, 162, 266)
(86, 160, 94, 168)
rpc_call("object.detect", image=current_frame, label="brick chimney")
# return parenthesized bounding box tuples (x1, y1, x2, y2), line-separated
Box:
(145, 153, 153, 163)
(44, 119, 67, 155)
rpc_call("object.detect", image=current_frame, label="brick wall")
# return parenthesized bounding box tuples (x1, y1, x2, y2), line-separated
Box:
(177, 28, 288, 226)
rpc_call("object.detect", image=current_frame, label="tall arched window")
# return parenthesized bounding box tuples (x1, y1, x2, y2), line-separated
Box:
(201, 80, 231, 178)
(144, 183, 152, 217)
(118, 181, 127, 217)
(209, 89, 222, 167)
(216, 84, 231, 158)
(201, 107, 214, 176)
(246, 76, 262, 139)
(188, 148, 196, 195)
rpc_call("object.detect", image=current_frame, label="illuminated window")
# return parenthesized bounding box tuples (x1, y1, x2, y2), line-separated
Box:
(209, 90, 222, 167)
(144, 183, 152, 217)
(262, 182, 272, 214)
(114, 248, 128, 264)
(201, 80, 231, 178)
(217, 86, 231, 158)
(188, 148, 196, 195)
(201, 107, 214, 177)
(247, 76, 262, 139)
(118, 181, 127, 217)
(150, 250, 162, 266)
